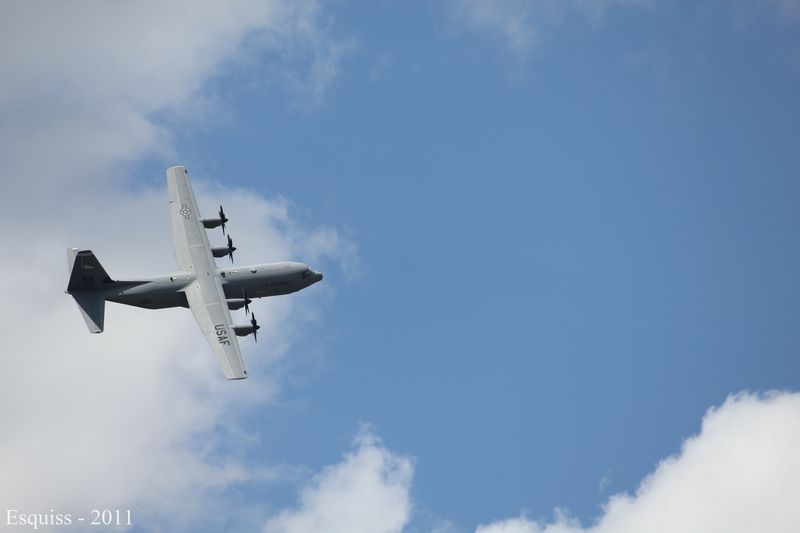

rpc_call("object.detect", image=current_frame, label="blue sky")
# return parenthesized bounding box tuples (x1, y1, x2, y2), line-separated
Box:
(176, 2, 800, 527)
(2, 2, 800, 532)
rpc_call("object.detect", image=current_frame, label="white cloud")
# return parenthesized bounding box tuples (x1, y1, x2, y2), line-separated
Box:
(0, 183, 349, 531)
(263, 429, 414, 533)
(0, 0, 351, 205)
(256, 392, 800, 533)
(444, 0, 649, 59)
(447, 0, 540, 59)
(476, 391, 800, 533)
(768, 0, 800, 22)
(0, 1, 354, 531)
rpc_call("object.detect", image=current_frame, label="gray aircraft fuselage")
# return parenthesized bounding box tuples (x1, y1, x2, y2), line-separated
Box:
(107, 261, 323, 310)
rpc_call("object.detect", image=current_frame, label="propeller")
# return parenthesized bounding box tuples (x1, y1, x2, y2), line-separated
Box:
(242, 288, 252, 315)
(250, 313, 260, 343)
(227, 234, 236, 263)
(218, 205, 229, 234)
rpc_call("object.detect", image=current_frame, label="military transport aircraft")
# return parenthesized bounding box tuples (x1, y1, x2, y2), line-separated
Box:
(66, 166, 323, 380)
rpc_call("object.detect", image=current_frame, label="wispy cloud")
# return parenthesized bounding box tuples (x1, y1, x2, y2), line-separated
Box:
(768, 0, 800, 22)
(443, 0, 650, 60)
(243, 0, 357, 110)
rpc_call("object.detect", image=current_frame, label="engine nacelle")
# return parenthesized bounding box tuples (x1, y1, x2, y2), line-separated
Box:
(232, 324, 256, 337)
(226, 298, 247, 311)
(235, 313, 260, 341)
(201, 217, 224, 229)
(211, 247, 229, 258)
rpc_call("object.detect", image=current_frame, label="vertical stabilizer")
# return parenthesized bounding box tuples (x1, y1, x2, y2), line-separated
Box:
(67, 249, 113, 291)
(66, 248, 112, 333)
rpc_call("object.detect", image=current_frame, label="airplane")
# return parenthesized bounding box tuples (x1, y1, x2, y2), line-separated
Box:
(65, 165, 323, 380)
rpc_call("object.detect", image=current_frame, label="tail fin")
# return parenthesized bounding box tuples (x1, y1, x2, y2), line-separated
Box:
(66, 248, 114, 333)
(67, 248, 114, 291)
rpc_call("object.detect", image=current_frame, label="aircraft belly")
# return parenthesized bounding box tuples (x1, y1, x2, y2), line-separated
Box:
(109, 284, 189, 309)
(259, 286, 296, 296)
(222, 279, 296, 298)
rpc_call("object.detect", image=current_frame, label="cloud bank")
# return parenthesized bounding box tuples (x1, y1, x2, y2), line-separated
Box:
(0, 2, 353, 531)
(0, 0, 350, 205)
(255, 392, 800, 533)
(476, 392, 800, 533)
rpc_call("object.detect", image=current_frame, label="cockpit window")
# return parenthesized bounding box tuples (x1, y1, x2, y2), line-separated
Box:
(302, 268, 312, 280)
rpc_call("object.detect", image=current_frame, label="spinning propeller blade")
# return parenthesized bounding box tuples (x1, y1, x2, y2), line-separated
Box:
(242, 288, 251, 315)
(218, 205, 228, 234)
(250, 313, 260, 343)
(227, 234, 236, 263)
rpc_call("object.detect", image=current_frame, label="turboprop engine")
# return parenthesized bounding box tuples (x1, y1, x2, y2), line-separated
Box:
(232, 314, 260, 342)
(227, 289, 252, 313)
(211, 235, 236, 262)
(201, 205, 229, 233)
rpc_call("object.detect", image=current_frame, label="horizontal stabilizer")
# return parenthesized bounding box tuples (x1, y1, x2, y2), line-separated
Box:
(71, 291, 105, 333)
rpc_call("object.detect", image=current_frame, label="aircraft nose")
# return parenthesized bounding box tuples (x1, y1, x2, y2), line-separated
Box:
(314, 271, 323, 282)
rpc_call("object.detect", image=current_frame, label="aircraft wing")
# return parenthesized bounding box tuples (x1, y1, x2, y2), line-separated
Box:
(184, 278, 247, 380)
(167, 166, 216, 272)
(166, 166, 247, 380)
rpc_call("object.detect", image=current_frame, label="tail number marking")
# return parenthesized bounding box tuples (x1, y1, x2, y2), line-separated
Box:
(215, 324, 230, 345)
